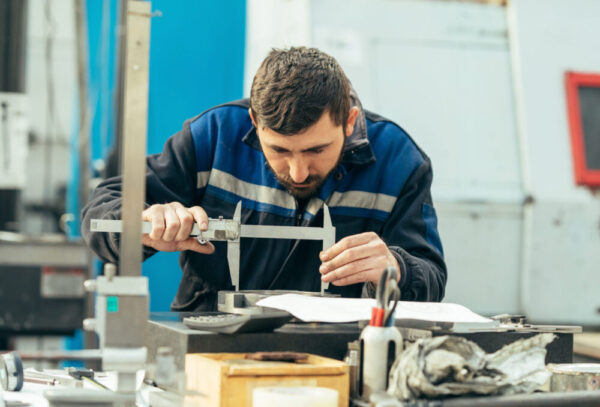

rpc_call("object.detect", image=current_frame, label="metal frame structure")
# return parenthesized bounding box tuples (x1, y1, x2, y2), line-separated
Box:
(76, 1, 152, 403)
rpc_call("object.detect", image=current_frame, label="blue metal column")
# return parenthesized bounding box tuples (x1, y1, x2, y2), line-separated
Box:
(143, 0, 246, 311)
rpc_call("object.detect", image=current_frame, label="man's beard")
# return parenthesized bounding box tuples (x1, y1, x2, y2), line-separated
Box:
(267, 153, 343, 199)
(275, 172, 326, 199)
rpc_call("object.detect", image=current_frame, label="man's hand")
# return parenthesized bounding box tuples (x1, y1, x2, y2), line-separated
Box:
(319, 232, 400, 286)
(141, 202, 215, 254)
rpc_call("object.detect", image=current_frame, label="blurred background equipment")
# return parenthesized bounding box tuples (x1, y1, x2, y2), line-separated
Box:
(0, 236, 87, 348)
(0, 0, 89, 359)
(0, 0, 28, 232)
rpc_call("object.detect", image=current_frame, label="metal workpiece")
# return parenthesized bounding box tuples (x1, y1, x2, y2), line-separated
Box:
(217, 290, 339, 315)
(490, 314, 583, 334)
(547, 363, 600, 392)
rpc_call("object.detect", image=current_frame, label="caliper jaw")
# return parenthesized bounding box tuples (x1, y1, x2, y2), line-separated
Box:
(226, 202, 242, 291)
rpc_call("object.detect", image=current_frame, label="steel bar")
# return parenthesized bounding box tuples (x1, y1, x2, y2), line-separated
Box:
(118, 1, 151, 277)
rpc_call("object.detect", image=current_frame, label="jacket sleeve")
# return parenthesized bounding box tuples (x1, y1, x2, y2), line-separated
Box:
(379, 155, 447, 302)
(81, 120, 200, 264)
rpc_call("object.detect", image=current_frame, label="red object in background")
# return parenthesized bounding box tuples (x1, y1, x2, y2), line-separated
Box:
(565, 71, 600, 187)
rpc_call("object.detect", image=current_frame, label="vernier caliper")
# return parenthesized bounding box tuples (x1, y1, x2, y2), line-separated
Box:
(90, 201, 336, 294)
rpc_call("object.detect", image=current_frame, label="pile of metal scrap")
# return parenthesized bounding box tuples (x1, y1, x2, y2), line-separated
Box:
(388, 333, 556, 399)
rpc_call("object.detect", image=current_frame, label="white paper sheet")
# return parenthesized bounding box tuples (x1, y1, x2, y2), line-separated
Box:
(257, 294, 495, 325)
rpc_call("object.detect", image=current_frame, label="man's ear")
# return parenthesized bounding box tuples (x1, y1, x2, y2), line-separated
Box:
(248, 108, 258, 128)
(345, 106, 360, 137)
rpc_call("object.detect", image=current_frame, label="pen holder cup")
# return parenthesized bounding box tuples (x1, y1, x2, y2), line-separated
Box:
(359, 325, 403, 399)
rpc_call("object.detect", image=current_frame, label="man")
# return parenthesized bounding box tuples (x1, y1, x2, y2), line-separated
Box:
(82, 47, 446, 311)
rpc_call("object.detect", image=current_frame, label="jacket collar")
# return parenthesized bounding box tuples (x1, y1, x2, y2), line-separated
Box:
(242, 89, 375, 166)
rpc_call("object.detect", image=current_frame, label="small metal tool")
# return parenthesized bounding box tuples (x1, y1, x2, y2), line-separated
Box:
(370, 266, 400, 327)
(91, 201, 336, 293)
(23, 369, 80, 388)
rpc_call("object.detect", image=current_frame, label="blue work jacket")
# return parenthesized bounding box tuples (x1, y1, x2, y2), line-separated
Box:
(82, 98, 446, 311)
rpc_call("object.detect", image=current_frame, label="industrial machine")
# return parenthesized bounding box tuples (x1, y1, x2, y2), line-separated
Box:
(0, 238, 88, 347)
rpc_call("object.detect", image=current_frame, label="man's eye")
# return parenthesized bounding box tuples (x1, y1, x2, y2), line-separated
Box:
(308, 148, 324, 154)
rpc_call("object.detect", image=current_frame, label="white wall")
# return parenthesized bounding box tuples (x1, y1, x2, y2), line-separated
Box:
(508, 0, 600, 324)
(244, 0, 311, 96)
(312, 0, 526, 316)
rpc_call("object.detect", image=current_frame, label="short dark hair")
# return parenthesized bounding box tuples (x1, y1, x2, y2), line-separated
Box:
(250, 47, 350, 135)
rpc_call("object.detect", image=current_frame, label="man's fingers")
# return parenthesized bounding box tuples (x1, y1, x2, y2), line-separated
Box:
(189, 206, 209, 231)
(320, 232, 378, 262)
(141, 234, 154, 247)
(162, 204, 180, 241)
(174, 206, 194, 241)
(180, 238, 215, 254)
(320, 245, 370, 275)
(143, 205, 166, 240)
(140, 203, 215, 255)
(330, 268, 379, 287)
(321, 257, 374, 283)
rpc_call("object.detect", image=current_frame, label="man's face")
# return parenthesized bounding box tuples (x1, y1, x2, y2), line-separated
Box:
(253, 109, 358, 199)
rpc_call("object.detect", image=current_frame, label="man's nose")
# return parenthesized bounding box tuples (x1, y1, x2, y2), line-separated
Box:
(288, 156, 309, 183)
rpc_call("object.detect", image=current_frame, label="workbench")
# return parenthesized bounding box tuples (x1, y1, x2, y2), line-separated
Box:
(146, 312, 574, 372)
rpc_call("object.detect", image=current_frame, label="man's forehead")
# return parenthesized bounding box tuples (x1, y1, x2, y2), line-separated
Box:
(258, 127, 340, 151)
(257, 113, 343, 149)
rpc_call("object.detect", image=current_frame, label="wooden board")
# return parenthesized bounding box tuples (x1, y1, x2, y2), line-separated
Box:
(185, 353, 349, 407)
(574, 333, 600, 360)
